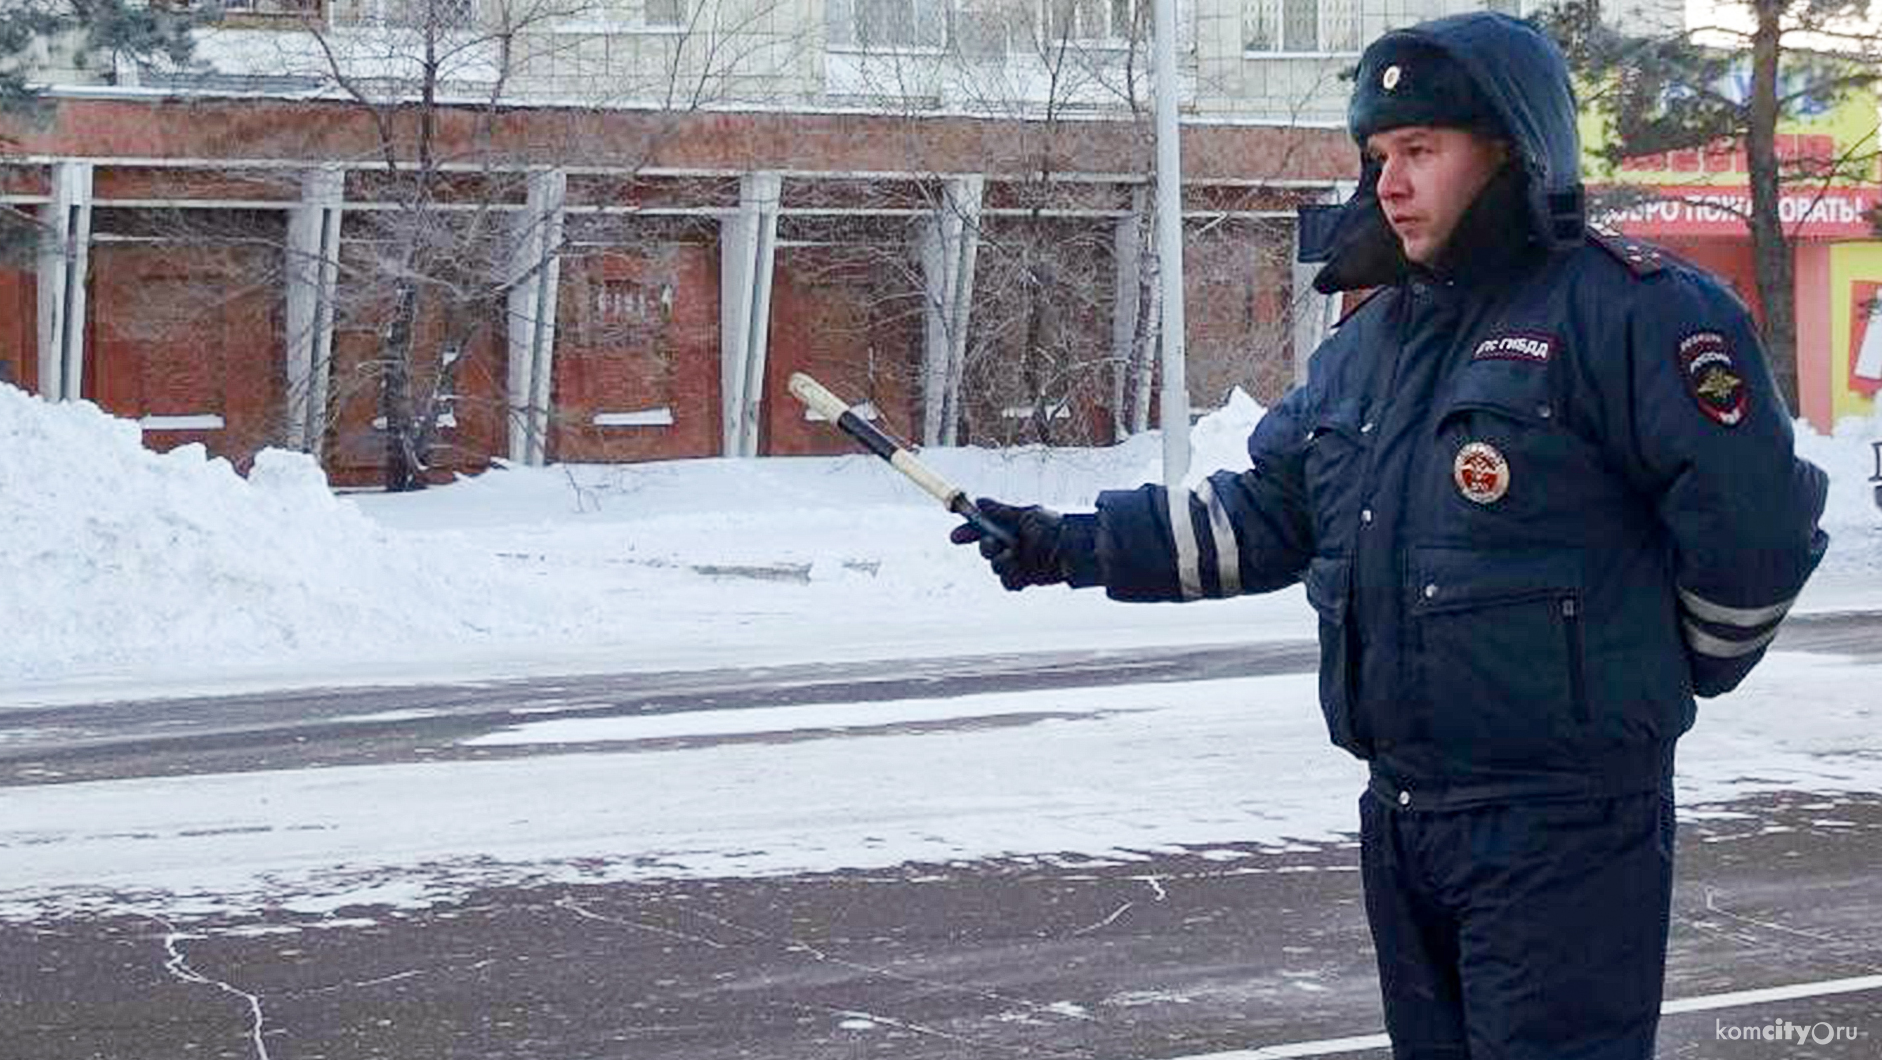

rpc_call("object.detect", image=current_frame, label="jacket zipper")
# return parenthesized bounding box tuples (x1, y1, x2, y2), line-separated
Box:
(1562, 595, 1589, 723)
(1417, 586, 1563, 615)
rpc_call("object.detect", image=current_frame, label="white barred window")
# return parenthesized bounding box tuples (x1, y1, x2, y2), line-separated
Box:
(214, 0, 322, 16)
(827, 0, 949, 49)
(376, 0, 476, 28)
(372, 0, 478, 27)
(645, 0, 684, 27)
(1044, 0, 1134, 44)
(1243, 0, 1358, 53)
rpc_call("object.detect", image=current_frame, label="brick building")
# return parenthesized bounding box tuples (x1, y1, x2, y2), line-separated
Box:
(0, 0, 1680, 483)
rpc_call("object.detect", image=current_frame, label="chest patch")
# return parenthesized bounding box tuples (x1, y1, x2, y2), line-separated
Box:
(1678, 330, 1749, 427)
(1472, 331, 1557, 365)
(1453, 442, 1510, 504)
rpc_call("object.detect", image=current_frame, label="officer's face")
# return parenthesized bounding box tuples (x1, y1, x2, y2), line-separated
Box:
(1366, 127, 1509, 265)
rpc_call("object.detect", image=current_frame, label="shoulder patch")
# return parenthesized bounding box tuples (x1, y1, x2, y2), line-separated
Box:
(1589, 229, 1669, 278)
(1678, 330, 1750, 427)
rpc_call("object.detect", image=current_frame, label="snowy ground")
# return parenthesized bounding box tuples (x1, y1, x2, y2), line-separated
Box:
(3, 650, 1881, 923)
(5, 383, 1878, 706)
(1, 384, 1879, 924)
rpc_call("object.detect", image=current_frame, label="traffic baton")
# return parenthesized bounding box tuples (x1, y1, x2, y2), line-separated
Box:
(787, 372, 1017, 548)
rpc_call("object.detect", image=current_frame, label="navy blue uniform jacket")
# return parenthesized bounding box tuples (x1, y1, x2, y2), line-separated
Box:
(1059, 14, 1830, 807)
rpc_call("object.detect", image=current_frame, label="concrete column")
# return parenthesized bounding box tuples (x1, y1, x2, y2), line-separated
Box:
(919, 207, 955, 445)
(919, 175, 983, 445)
(936, 176, 982, 447)
(284, 168, 344, 454)
(719, 172, 780, 457)
(505, 169, 568, 466)
(36, 162, 93, 401)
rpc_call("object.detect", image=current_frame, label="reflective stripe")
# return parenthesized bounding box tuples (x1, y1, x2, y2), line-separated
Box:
(1678, 587, 1793, 629)
(1683, 619, 1780, 659)
(1168, 487, 1202, 602)
(1196, 479, 1242, 597)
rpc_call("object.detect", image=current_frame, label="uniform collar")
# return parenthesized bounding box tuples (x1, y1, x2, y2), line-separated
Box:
(1407, 165, 1542, 298)
(1311, 163, 1547, 298)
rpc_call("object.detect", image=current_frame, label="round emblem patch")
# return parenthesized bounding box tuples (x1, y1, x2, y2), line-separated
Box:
(1453, 442, 1509, 505)
(1382, 65, 1402, 91)
(1678, 330, 1749, 427)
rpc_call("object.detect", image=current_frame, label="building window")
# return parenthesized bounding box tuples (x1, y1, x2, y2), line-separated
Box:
(1044, 0, 1134, 44)
(1244, 0, 1358, 53)
(159, 0, 321, 17)
(645, 0, 684, 27)
(377, 0, 478, 29)
(545, 0, 681, 32)
(827, 0, 948, 50)
(224, 0, 322, 14)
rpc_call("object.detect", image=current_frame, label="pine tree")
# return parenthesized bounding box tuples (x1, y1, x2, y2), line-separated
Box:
(0, 0, 196, 118)
(0, 1, 197, 258)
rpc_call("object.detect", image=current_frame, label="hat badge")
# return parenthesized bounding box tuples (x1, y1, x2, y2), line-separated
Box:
(1382, 64, 1402, 91)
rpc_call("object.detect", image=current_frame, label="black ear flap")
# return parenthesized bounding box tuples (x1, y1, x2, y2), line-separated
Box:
(1308, 192, 1408, 295)
(1299, 158, 1381, 266)
(1296, 204, 1343, 265)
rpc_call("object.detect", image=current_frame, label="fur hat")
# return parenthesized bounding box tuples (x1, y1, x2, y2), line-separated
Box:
(1348, 35, 1506, 144)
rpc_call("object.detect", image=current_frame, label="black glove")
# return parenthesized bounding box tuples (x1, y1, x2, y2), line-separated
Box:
(949, 498, 1071, 591)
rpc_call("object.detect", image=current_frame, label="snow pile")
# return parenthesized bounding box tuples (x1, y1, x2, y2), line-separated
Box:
(0, 386, 594, 682)
(1132, 386, 1267, 489)
(1795, 411, 1882, 576)
(1, 379, 1875, 699)
(353, 395, 1274, 621)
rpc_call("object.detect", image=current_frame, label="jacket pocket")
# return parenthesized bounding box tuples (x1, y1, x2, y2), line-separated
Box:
(1303, 398, 1368, 550)
(1429, 361, 1611, 537)
(1434, 358, 1558, 431)
(1409, 546, 1590, 761)
(1304, 555, 1362, 754)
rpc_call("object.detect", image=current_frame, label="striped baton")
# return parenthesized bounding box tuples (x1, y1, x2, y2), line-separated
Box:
(787, 372, 1015, 548)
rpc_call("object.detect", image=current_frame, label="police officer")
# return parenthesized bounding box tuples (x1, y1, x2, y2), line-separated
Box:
(952, 12, 1829, 1059)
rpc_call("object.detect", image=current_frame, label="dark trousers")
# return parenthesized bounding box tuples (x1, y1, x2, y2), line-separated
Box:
(1359, 789, 1676, 1060)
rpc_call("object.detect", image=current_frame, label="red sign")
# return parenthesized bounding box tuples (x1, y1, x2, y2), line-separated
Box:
(1596, 184, 1882, 238)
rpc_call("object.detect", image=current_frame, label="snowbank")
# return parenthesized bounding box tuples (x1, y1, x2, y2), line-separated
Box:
(0, 387, 595, 684)
(1, 382, 1875, 699)
(1135, 386, 1267, 488)
(1794, 411, 1882, 578)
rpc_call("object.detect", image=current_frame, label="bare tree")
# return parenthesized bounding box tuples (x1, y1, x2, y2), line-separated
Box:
(298, 0, 657, 489)
(826, 0, 1330, 447)
(123, 0, 811, 488)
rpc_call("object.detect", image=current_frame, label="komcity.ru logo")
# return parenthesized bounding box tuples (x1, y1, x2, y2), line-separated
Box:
(1716, 1018, 1866, 1045)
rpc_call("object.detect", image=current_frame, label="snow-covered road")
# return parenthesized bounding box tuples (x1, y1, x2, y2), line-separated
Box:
(3, 637, 1880, 923)
(2, 385, 1879, 1057)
